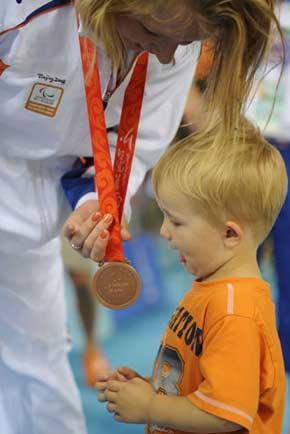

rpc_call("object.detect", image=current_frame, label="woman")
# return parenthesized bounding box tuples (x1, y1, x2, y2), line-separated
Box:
(0, 1, 281, 433)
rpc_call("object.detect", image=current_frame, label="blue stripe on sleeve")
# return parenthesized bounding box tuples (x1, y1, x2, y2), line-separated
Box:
(24, 1, 71, 25)
(62, 158, 95, 210)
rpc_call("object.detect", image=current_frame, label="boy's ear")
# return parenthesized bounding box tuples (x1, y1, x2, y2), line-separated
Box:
(223, 221, 243, 248)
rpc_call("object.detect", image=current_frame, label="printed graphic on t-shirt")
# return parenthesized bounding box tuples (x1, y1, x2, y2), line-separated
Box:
(148, 302, 204, 434)
(149, 345, 184, 433)
(25, 82, 64, 117)
(153, 345, 184, 396)
(168, 306, 203, 357)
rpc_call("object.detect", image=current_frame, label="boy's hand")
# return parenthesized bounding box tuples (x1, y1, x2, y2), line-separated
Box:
(96, 367, 140, 403)
(117, 366, 145, 381)
(105, 377, 156, 424)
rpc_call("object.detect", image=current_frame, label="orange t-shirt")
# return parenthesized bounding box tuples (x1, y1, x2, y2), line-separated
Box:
(147, 278, 285, 434)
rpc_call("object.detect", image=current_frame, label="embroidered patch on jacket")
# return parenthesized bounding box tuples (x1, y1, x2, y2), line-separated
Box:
(25, 83, 64, 117)
(0, 60, 9, 76)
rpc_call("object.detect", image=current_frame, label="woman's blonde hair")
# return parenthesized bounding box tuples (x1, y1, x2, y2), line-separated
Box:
(152, 120, 288, 243)
(76, 0, 283, 144)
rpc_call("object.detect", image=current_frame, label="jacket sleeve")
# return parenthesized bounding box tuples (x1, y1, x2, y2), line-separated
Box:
(61, 157, 96, 210)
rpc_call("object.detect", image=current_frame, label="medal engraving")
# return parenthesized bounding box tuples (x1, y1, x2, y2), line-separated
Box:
(93, 262, 141, 309)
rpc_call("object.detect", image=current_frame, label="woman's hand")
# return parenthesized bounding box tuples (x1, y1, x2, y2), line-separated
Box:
(63, 200, 132, 261)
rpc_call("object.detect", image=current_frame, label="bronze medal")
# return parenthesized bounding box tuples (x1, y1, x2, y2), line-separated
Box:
(93, 262, 141, 309)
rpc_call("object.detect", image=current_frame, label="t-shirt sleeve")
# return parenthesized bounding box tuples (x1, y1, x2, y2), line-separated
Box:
(188, 315, 261, 431)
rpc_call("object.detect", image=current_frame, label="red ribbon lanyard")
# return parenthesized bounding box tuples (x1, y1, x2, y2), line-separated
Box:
(79, 36, 149, 262)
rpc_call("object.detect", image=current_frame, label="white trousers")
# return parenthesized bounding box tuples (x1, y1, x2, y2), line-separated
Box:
(0, 238, 87, 434)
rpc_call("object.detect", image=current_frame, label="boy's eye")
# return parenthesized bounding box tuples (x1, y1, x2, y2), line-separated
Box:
(171, 220, 182, 227)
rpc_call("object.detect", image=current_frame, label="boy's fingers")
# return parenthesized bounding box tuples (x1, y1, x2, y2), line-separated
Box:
(95, 371, 111, 381)
(117, 366, 138, 379)
(107, 380, 122, 392)
(95, 382, 108, 391)
(107, 402, 117, 413)
(104, 390, 117, 402)
(97, 392, 107, 403)
(116, 372, 127, 381)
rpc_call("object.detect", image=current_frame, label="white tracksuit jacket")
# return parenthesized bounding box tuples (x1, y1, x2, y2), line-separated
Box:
(0, 1, 199, 433)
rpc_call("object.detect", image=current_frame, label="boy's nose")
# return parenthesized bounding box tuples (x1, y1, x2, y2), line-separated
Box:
(160, 223, 171, 240)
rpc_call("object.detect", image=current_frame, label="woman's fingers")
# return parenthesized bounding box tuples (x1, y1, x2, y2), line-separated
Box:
(120, 216, 132, 241)
(69, 212, 102, 251)
(64, 200, 133, 261)
(68, 213, 113, 259)
(89, 229, 109, 261)
(63, 200, 99, 239)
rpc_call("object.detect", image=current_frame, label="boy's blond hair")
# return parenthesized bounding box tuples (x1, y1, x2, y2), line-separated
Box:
(152, 120, 288, 243)
(76, 0, 282, 145)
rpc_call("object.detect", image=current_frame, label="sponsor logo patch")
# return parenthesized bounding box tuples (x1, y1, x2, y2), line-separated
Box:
(25, 83, 64, 117)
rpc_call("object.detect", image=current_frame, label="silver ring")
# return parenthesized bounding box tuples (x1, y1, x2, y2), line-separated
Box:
(71, 243, 82, 251)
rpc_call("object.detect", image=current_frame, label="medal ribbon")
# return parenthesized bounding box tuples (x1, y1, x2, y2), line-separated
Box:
(79, 36, 148, 262)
